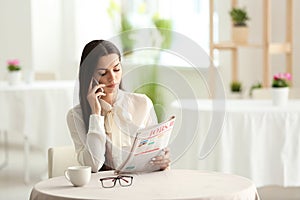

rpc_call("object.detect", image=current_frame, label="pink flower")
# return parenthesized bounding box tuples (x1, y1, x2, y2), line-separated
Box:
(284, 73, 292, 80)
(273, 72, 292, 81)
(7, 59, 21, 71)
(273, 74, 280, 80)
(7, 59, 20, 66)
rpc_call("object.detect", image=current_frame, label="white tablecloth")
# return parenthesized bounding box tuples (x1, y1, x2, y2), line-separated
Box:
(171, 99, 300, 187)
(0, 80, 75, 147)
(0, 80, 76, 182)
(30, 169, 260, 200)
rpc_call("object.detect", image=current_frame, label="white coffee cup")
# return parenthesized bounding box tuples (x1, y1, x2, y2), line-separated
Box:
(64, 166, 91, 187)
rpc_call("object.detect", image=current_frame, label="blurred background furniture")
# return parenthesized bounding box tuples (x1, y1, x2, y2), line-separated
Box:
(34, 71, 57, 80)
(171, 99, 300, 187)
(48, 146, 79, 178)
(257, 185, 300, 200)
(0, 80, 75, 182)
(252, 88, 300, 99)
(0, 130, 8, 169)
(210, 0, 294, 87)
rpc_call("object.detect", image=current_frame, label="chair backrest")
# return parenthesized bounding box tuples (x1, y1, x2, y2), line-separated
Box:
(48, 146, 80, 178)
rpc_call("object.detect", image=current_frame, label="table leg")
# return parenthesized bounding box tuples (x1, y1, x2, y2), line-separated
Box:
(0, 130, 9, 169)
(24, 134, 30, 183)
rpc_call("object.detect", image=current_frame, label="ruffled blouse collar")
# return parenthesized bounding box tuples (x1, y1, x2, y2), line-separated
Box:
(99, 89, 123, 116)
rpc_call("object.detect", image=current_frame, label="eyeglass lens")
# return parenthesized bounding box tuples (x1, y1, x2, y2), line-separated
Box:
(101, 177, 117, 188)
(118, 176, 133, 187)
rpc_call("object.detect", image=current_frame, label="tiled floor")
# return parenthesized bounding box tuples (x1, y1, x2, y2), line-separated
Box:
(1, 143, 300, 200)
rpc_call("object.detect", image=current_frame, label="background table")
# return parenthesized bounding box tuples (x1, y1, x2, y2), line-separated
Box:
(171, 99, 300, 187)
(0, 80, 76, 182)
(30, 169, 260, 200)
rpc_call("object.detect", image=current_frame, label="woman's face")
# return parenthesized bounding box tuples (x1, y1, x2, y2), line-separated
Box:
(93, 53, 122, 94)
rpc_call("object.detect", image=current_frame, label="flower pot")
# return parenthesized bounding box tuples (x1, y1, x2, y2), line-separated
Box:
(8, 71, 22, 85)
(229, 91, 243, 99)
(232, 26, 248, 44)
(272, 87, 289, 106)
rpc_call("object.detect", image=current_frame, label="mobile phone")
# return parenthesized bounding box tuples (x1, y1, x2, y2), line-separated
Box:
(92, 78, 104, 93)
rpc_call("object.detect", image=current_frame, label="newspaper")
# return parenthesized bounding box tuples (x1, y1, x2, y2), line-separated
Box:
(115, 116, 176, 174)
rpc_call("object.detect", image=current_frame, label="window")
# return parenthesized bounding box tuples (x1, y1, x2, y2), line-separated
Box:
(75, 0, 209, 67)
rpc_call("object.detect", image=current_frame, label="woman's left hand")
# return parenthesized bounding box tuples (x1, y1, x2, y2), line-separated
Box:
(150, 148, 170, 170)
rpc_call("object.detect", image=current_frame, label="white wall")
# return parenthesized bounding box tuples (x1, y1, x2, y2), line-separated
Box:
(0, 0, 78, 81)
(31, 0, 62, 77)
(0, 0, 32, 80)
(60, 0, 78, 79)
(31, 0, 78, 80)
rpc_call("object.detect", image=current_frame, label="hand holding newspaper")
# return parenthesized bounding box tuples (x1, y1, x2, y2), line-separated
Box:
(115, 116, 176, 174)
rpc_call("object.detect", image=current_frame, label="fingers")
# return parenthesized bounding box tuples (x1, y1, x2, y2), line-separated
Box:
(151, 157, 170, 165)
(150, 149, 171, 170)
(94, 84, 106, 95)
(89, 78, 106, 96)
(150, 157, 170, 170)
(95, 85, 106, 98)
(87, 80, 106, 115)
(89, 81, 106, 98)
(162, 148, 170, 157)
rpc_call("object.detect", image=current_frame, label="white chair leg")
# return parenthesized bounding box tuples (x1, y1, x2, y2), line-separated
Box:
(0, 130, 9, 169)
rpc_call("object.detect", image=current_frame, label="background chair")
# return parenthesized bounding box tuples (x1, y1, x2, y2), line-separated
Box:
(48, 146, 80, 178)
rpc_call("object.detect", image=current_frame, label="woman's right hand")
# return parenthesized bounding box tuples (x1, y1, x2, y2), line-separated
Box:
(87, 79, 106, 115)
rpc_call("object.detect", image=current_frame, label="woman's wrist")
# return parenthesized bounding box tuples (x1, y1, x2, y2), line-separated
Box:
(91, 107, 101, 115)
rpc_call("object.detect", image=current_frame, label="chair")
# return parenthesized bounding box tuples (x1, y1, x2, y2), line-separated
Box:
(48, 146, 80, 178)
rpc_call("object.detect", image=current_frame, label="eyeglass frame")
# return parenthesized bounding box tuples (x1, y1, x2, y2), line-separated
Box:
(99, 175, 133, 188)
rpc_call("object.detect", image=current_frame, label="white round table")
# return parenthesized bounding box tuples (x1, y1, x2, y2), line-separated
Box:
(30, 169, 260, 200)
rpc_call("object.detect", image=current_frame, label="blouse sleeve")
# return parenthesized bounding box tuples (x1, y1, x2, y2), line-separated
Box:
(66, 108, 106, 172)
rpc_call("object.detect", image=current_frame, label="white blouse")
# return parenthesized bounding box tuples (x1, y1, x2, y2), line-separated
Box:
(66, 89, 157, 172)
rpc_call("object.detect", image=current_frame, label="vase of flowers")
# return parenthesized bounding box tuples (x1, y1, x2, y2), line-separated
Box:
(7, 59, 22, 85)
(271, 72, 291, 106)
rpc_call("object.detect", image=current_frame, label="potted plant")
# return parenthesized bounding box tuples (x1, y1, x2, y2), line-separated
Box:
(7, 59, 22, 85)
(271, 72, 291, 106)
(230, 81, 243, 99)
(229, 7, 250, 44)
(230, 81, 242, 93)
(249, 82, 262, 97)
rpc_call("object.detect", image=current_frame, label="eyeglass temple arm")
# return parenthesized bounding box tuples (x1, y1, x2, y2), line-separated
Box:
(117, 176, 130, 183)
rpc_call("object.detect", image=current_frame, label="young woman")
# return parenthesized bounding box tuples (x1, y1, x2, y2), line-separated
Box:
(67, 40, 170, 172)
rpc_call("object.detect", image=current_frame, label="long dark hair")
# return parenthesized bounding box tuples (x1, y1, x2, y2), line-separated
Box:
(79, 40, 121, 132)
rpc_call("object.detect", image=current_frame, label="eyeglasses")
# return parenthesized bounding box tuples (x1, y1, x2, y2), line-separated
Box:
(99, 175, 133, 188)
